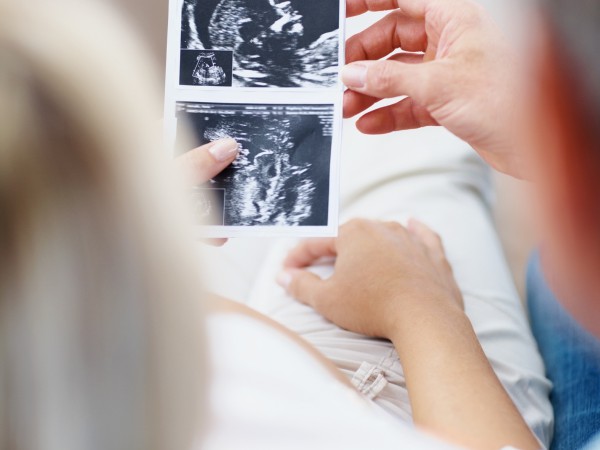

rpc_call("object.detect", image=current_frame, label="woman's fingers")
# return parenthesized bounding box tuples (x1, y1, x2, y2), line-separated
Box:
(176, 138, 239, 185)
(346, 11, 426, 64)
(283, 238, 338, 268)
(355, 97, 438, 134)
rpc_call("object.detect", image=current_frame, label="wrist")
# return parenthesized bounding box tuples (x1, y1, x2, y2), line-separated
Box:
(386, 298, 470, 346)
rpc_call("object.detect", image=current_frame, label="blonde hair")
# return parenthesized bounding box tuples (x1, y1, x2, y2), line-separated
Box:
(0, 1, 205, 449)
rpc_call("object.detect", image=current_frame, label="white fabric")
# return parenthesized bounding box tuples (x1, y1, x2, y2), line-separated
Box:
(203, 126, 554, 447)
(202, 313, 464, 450)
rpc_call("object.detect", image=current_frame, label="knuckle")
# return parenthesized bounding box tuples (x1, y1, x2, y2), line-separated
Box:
(344, 218, 367, 231)
(386, 220, 407, 235)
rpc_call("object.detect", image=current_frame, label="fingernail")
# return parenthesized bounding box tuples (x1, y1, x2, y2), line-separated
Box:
(341, 64, 367, 88)
(276, 271, 292, 289)
(209, 138, 239, 162)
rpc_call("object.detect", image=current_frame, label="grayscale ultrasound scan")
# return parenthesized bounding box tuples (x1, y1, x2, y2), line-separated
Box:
(180, 0, 340, 88)
(176, 102, 334, 226)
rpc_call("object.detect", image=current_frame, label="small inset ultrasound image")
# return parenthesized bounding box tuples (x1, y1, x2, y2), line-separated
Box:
(191, 187, 226, 225)
(180, 50, 233, 86)
(180, 0, 340, 88)
(176, 102, 334, 227)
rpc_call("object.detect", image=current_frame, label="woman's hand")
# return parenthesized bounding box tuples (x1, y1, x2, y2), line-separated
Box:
(175, 138, 239, 246)
(279, 218, 540, 450)
(343, 0, 523, 176)
(277, 218, 464, 340)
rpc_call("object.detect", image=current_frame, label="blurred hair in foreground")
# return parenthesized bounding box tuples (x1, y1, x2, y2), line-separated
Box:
(0, 1, 205, 449)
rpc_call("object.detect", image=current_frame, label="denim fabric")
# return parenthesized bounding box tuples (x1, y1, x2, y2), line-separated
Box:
(527, 252, 600, 450)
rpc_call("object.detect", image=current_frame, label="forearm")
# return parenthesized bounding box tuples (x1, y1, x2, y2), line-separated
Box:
(208, 295, 354, 389)
(390, 302, 539, 450)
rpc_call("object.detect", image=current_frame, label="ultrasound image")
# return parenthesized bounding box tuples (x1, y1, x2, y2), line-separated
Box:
(176, 102, 334, 227)
(180, 50, 233, 86)
(180, 0, 340, 88)
(191, 187, 226, 225)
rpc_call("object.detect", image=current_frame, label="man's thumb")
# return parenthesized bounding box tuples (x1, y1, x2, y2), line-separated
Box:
(341, 60, 434, 102)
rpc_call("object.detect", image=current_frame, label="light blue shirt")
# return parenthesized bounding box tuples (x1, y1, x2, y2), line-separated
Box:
(586, 434, 600, 449)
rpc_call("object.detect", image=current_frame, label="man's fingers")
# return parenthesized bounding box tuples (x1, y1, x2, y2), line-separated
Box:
(343, 53, 424, 118)
(342, 59, 437, 102)
(176, 138, 239, 185)
(346, 0, 428, 18)
(347, 0, 402, 17)
(355, 97, 438, 134)
(388, 52, 425, 65)
(283, 238, 338, 268)
(344, 90, 380, 119)
(277, 269, 328, 309)
(346, 11, 426, 64)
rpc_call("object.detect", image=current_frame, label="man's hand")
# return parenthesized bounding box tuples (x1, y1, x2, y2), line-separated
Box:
(344, 0, 523, 176)
(277, 218, 463, 340)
